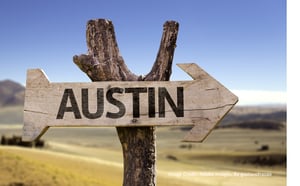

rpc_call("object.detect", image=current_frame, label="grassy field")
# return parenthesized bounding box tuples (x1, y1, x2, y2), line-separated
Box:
(0, 146, 123, 186)
(0, 106, 23, 124)
(0, 125, 286, 186)
(2, 145, 218, 186)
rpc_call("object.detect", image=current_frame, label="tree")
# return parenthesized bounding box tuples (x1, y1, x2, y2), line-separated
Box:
(73, 19, 179, 186)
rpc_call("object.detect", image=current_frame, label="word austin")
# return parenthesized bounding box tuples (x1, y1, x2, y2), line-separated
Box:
(56, 87, 184, 119)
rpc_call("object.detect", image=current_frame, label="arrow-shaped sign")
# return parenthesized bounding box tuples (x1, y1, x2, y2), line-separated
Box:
(22, 63, 238, 142)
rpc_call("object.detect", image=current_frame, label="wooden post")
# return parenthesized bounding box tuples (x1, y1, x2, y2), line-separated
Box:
(73, 19, 179, 186)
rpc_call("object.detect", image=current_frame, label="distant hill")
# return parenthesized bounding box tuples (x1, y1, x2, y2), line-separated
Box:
(178, 105, 286, 131)
(218, 105, 286, 130)
(0, 80, 24, 107)
(220, 106, 286, 126)
(217, 120, 285, 130)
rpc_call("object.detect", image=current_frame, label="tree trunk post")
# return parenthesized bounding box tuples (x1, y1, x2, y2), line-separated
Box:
(73, 19, 179, 186)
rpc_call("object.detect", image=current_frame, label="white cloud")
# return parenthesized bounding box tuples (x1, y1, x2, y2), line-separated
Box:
(232, 90, 286, 106)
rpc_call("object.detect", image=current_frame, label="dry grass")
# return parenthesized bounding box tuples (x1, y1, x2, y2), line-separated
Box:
(0, 104, 287, 186)
(0, 146, 123, 186)
(0, 126, 286, 186)
(0, 146, 204, 186)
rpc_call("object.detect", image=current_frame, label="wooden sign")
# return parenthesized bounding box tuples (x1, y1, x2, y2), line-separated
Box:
(22, 63, 238, 142)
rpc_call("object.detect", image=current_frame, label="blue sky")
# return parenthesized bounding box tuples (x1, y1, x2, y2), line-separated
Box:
(0, 0, 286, 105)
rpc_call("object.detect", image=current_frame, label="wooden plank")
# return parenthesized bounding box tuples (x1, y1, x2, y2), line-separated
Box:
(23, 63, 238, 142)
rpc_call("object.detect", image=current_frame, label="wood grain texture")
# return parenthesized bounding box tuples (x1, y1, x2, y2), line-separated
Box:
(22, 64, 238, 141)
(22, 19, 238, 185)
(73, 19, 179, 186)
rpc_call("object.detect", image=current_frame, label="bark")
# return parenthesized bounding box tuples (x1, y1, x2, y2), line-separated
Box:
(73, 19, 179, 186)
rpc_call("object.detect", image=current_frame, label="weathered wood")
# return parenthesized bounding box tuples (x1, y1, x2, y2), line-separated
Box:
(74, 19, 139, 81)
(22, 64, 238, 142)
(22, 18, 239, 185)
(74, 19, 179, 186)
(21, 19, 238, 185)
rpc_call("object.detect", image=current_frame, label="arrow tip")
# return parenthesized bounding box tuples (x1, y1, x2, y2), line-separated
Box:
(178, 72, 238, 142)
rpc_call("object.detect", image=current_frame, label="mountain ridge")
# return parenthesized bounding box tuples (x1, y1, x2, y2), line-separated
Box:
(0, 79, 25, 107)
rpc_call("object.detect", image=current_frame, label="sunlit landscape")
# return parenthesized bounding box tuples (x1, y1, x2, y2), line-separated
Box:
(0, 81, 286, 185)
